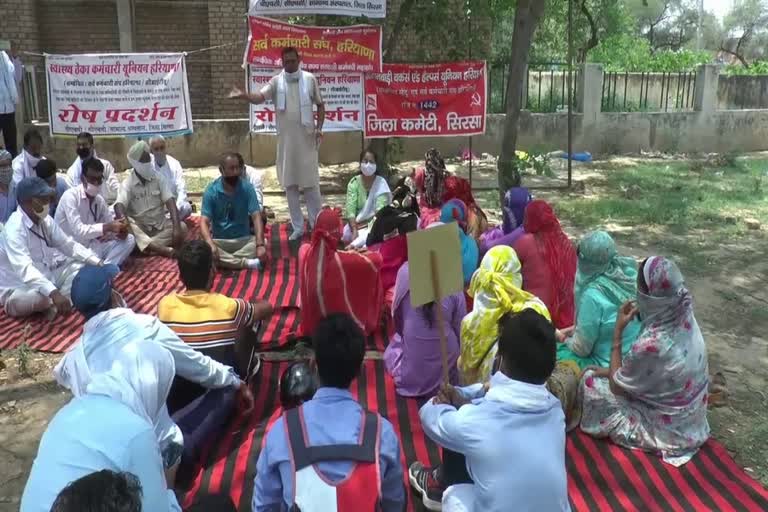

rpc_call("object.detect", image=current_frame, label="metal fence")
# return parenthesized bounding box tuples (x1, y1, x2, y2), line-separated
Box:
(488, 62, 577, 114)
(601, 71, 697, 112)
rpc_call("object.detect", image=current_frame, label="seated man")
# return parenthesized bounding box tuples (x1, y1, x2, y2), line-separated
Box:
(114, 141, 186, 258)
(50, 471, 143, 512)
(0, 177, 101, 318)
(55, 157, 135, 266)
(158, 240, 272, 456)
(412, 309, 569, 512)
(33, 159, 69, 218)
(11, 128, 45, 185)
(150, 135, 192, 220)
(254, 313, 406, 512)
(66, 132, 119, 205)
(0, 149, 16, 225)
(200, 152, 266, 270)
(54, 264, 254, 480)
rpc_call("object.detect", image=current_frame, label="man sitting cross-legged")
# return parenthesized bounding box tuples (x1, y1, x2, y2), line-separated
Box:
(200, 152, 267, 270)
(253, 313, 406, 512)
(114, 141, 186, 258)
(158, 240, 272, 457)
(411, 309, 570, 512)
(55, 157, 135, 266)
(54, 264, 255, 486)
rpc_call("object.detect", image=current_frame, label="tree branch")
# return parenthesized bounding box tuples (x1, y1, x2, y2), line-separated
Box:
(383, 0, 416, 60)
(578, 0, 599, 62)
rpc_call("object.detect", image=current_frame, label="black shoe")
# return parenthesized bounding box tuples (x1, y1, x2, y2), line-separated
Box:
(409, 462, 443, 511)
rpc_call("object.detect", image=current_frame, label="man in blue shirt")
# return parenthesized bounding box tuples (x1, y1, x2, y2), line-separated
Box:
(201, 152, 266, 270)
(33, 159, 70, 218)
(254, 313, 406, 512)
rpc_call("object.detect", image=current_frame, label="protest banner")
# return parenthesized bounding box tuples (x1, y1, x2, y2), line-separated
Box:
(245, 17, 382, 73)
(363, 61, 487, 138)
(248, 67, 363, 133)
(249, 0, 386, 18)
(46, 53, 193, 137)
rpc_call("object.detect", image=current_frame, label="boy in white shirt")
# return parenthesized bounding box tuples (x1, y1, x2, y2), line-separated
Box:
(414, 309, 571, 512)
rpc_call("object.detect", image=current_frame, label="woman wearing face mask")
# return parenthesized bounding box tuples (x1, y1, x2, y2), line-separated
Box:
(342, 149, 392, 249)
(0, 149, 17, 225)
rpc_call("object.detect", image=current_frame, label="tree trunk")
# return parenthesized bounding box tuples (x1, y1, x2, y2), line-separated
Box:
(368, 0, 416, 178)
(497, 0, 547, 192)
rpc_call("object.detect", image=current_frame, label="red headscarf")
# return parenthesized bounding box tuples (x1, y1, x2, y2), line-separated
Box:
(523, 200, 576, 327)
(299, 208, 383, 336)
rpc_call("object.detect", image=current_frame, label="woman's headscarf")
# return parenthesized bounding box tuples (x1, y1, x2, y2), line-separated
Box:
(502, 187, 532, 234)
(423, 148, 446, 208)
(575, 231, 637, 310)
(86, 341, 175, 426)
(300, 208, 383, 335)
(523, 200, 577, 327)
(440, 199, 479, 285)
(459, 246, 551, 384)
(615, 256, 708, 412)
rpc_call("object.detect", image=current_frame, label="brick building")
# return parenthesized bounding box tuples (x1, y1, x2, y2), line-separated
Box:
(0, 0, 490, 120)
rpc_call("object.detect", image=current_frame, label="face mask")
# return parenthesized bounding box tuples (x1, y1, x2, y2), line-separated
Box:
(112, 290, 127, 309)
(154, 153, 167, 167)
(0, 166, 11, 186)
(224, 175, 240, 187)
(33, 202, 50, 220)
(284, 69, 300, 82)
(134, 162, 155, 180)
(76, 147, 92, 160)
(361, 162, 377, 177)
(25, 151, 41, 167)
(85, 183, 101, 197)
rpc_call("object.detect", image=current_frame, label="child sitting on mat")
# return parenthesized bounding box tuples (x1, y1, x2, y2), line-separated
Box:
(411, 309, 570, 512)
(253, 313, 406, 512)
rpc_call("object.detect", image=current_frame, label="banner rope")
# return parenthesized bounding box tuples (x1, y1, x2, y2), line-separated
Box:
(19, 40, 246, 59)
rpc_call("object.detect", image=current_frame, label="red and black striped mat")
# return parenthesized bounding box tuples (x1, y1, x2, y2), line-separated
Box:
(179, 359, 768, 512)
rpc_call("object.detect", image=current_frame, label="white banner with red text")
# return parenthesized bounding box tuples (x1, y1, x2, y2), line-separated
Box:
(249, 0, 386, 18)
(45, 53, 193, 137)
(248, 66, 363, 133)
(363, 61, 487, 138)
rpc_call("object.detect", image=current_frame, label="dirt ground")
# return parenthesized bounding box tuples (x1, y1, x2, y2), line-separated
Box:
(0, 155, 766, 509)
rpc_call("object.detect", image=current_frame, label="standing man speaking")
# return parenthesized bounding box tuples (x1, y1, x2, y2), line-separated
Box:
(231, 47, 325, 241)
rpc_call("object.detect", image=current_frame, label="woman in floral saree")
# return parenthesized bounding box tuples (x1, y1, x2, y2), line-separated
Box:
(580, 256, 710, 466)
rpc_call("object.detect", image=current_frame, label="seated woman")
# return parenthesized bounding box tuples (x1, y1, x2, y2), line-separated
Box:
(458, 245, 551, 385)
(512, 199, 576, 328)
(299, 208, 383, 336)
(21, 341, 181, 512)
(342, 149, 392, 249)
(557, 231, 641, 369)
(480, 187, 532, 255)
(441, 199, 479, 286)
(384, 261, 466, 398)
(366, 204, 418, 308)
(414, 149, 488, 238)
(580, 256, 709, 466)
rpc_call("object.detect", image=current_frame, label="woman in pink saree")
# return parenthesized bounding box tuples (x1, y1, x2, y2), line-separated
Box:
(579, 256, 709, 466)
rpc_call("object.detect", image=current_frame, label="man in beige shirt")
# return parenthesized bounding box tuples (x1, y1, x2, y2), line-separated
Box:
(114, 141, 186, 258)
(231, 47, 325, 241)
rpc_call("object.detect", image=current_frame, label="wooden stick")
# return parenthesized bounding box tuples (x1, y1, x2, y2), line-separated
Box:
(430, 250, 450, 385)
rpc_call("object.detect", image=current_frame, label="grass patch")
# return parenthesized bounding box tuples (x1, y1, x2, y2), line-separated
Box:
(555, 159, 768, 232)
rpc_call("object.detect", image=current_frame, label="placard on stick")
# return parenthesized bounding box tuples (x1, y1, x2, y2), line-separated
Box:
(406, 223, 464, 307)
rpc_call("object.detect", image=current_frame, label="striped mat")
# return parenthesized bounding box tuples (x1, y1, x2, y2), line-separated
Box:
(0, 221, 388, 353)
(179, 359, 768, 512)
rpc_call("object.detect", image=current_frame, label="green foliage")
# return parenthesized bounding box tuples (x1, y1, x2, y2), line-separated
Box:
(724, 61, 768, 75)
(589, 34, 711, 71)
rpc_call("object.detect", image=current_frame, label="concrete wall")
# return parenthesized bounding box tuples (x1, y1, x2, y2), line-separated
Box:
(718, 75, 768, 110)
(32, 107, 768, 171)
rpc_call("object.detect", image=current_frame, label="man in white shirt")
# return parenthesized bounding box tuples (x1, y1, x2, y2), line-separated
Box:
(11, 127, 44, 185)
(54, 264, 255, 479)
(231, 47, 325, 241)
(0, 41, 18, 157)
(0, 176, 102, 318)
(149, 135, 192, 220)
(55, 157, 135, 265)
(66, 132, 119, 205)
(114, 141, 186, 258)
(413, 310, 570, 512)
